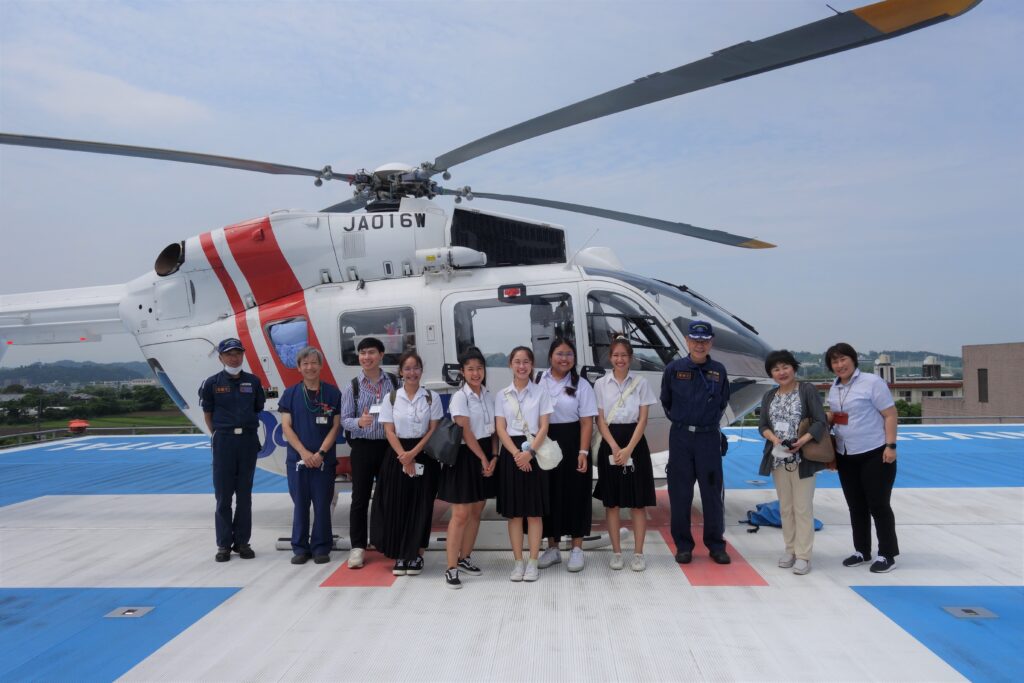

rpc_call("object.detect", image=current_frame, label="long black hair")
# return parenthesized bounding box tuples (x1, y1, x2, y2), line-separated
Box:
(539, 337, 579, 396)
(458, 346, 487, 387)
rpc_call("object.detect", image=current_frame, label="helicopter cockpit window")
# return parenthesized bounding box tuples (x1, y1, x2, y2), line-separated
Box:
(453, 293, 574, 367)
(266, 318, 308, 369)
(587, 290, 677, 371)
(340, 307, 415, 366)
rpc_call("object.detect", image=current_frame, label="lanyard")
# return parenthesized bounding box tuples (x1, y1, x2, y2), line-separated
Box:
(837, 374, 858, 412)
(301, 384, 323, 414)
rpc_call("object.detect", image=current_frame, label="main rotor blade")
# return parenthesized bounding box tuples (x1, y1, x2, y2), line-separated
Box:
(432, 0, 982, 171)
(457, 191, 774, 249)
(0, 133, 354, 182)
(320, 197, 368, 213)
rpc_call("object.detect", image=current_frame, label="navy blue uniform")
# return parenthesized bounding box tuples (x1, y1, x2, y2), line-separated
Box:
(660, 355, 730, 554)
(200, 370, 266, 550)
(279, 382, 341, 557)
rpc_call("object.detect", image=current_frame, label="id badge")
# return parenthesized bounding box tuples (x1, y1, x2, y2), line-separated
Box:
(833, 411, 849, 425)
(369, 404, 382, 415)
(414, 463, 425, 477)
(316, 415, 329, 425)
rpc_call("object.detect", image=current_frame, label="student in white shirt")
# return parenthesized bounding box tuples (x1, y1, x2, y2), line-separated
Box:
(438, 346, 497, 589)
(495, 346, 553, 583)
(535, 337, 598, 573)
(592, 338, 659, 571)
(371, 350, 443, 577)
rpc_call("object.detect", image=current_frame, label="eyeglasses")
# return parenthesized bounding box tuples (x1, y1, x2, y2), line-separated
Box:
(553, 352, 575, 359)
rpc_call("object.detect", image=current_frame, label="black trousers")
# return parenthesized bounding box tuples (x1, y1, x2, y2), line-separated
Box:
(837, 446, 899, 559)
(348, 438, 388, 549)
(667, 427, 726, 554)
(211, 431, 259, 549)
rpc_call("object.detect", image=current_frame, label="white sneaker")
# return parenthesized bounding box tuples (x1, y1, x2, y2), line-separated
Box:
(778, 553, 795, 568)
(348, 547, 364, 569)
(523, 560, 540, 582)
(509, 560, 525, 582)
(630, 554, 646, 572)
(567, 547, 585, 572)
(793, 559, 811, 575)
(538, 546, 561, 569)
(609, 553, 624, 570)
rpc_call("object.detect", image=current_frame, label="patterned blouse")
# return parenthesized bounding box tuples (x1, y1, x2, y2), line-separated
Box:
(769, 389, 802, 467)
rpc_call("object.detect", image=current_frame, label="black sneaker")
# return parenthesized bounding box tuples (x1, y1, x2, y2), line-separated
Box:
(445, 568, 462, 589)
(675, 551, 692, 564)
(232, 544, 255, 560)
(291, 553, 312, 565)
(869, 557, 896, 573)
(457, 556, 483, 576)
(392, 560, 407, 576)
(215, 547, 231, 563)
(406, 556, 424, 575)
(842, 553, 870, 567)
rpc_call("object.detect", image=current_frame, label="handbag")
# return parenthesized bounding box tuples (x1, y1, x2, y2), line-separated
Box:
(504, 390, 562, 471)
(798, 417, 835, 464)
(591, 376, 641, 453)
(425, 416, 462, 467)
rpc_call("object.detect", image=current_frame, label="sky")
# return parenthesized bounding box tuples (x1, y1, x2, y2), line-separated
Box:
(1, 0, 1021, 369)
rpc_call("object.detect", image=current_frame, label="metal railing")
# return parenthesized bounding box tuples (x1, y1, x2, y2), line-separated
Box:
(0, 425, 202, 448)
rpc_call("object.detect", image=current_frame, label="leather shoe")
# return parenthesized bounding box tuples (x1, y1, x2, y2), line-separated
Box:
(291, 554, 312, 565)
(215, 548, 231, 563)
(674, 551, 692, 564)
(232, 544, 255, 559)
(313, 554, 330, 564)
(710, 549, 732, 565)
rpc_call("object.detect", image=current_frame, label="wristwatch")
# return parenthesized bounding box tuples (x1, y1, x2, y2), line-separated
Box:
(884, 443, 897, 449)
(317, 450, 327, 457)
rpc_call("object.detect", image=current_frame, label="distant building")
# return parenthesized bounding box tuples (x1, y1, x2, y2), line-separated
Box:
(812, 379, 963, 405)
(923, 342, 1024, 424)
(874, 354, 896, 384)
(922, 355, 942, 379)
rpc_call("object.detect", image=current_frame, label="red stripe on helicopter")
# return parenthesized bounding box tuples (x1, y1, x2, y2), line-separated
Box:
(198, 231, 271, 388)
(222, 217, 337, 386)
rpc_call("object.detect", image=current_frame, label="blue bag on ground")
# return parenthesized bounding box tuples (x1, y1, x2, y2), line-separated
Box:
(741, 500, 823, 533)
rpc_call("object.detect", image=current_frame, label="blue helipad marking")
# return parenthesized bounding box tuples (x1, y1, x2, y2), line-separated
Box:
(0, 435, 287, 507)
(722, 425, 1024, 489)
(853, 586, 1024, 683)
(0, 587, 238, 681)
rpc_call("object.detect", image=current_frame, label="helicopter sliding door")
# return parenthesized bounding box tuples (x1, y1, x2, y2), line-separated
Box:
(441, 284, 582, 390)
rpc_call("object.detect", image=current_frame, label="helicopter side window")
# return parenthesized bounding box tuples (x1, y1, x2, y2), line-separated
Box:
(587, 290, 677, 371)
(453, 293, 574, 367)
(340, 307, 415, 366)
(266, 318, 308, 369)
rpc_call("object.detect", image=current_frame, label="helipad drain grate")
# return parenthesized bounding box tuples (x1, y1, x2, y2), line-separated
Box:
(105, 606, 154, 618)
(942, 606, 997, 619)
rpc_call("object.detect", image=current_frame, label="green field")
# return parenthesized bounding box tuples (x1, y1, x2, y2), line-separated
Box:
(0, 410, 195, 435)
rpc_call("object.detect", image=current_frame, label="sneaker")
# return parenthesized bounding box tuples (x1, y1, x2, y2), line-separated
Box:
(348, 547, 365, 569)
(793, 559, 811, 575)
(444, 567, 462, 589)
(406, 556, 424, 575)
(509, 560, 525, 582)
(215, 547, 231, 563)
(538, 546, 561, 569)
(232, 544, 255, 559)
(457, 556, 482, 576)
(567, 547, 585, 572)
(869, 556, 896, 573)
(630, 554, 646, 572)
(291, 553, 311, 565)
(523, 560, 540, 582)
(842, 553, 870, 567)
(392, 559, 407, 576)
(778, 553, 796, 568)
(609, 553, 624, 570)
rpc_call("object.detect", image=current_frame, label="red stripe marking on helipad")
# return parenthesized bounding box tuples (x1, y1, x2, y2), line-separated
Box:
(652, 490, 767, 587)
(320, 550, 397, 587)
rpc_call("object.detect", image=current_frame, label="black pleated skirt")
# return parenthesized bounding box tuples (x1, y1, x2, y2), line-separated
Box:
(593, 423, 657, 509)
(370, 437, 440, 560)
(542, 421, 593, 538)
(496, 442, 549, 519)
(437, 437, 496, 503)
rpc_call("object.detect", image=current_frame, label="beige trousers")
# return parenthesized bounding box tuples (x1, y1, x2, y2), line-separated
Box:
(771, 465, 816, 561)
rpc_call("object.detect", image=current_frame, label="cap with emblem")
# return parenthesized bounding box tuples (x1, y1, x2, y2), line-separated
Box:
(218, 338, 245, 353)
(687, 321, 714, 340)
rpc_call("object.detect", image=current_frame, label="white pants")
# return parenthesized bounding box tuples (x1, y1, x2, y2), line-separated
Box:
(771, 466, 816, 561)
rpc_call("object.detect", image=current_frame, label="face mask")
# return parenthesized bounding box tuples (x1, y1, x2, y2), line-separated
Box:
(224, 365, 243, 376)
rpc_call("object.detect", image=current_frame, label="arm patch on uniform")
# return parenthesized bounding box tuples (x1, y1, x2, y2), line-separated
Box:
(675, 371, 692, 380)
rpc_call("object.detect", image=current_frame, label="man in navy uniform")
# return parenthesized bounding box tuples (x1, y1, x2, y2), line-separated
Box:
(660, 321, 732, 565)
(200, 338, 266, 562)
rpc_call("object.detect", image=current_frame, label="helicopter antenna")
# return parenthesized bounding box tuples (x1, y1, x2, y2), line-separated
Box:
(566, 227, 601, 270)
(825, 3, 841, 15)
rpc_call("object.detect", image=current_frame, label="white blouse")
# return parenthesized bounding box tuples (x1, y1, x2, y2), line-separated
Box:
(536, 370, 598, 424)
(378, 386, 444, 439)
(449, 384, 495, 442)
(495, 381, 553, 437)
(827, 369, 894, 455)
(594, 372, 658, 424)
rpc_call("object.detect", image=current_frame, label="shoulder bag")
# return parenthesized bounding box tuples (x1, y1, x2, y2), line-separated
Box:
(591, 376, 641, 454)
(504, 390, 562, 470)
(797, 417, 835, 464)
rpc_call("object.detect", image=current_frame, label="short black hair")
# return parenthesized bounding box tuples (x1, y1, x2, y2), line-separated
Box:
(764, 349, 800, 376)
(356, 336, 385, 353)
(825, 342, 859, 372)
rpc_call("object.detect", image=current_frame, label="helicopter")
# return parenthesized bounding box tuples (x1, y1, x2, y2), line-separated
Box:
(0, 0, 981, 480)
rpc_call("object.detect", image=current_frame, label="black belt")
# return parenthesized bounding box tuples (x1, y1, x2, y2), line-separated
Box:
(674, 424, 718, 433)
(216, 427, 257, 435)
